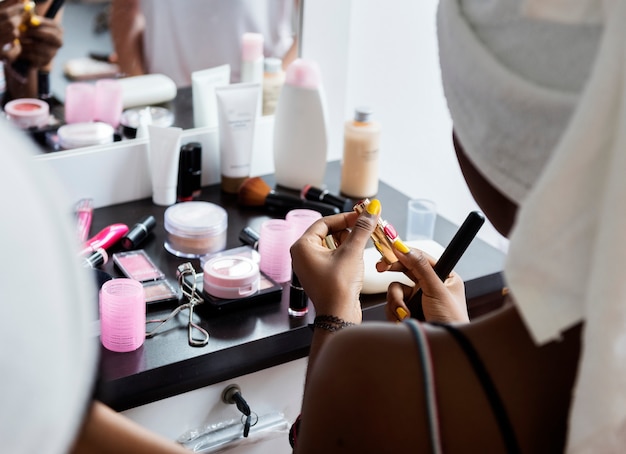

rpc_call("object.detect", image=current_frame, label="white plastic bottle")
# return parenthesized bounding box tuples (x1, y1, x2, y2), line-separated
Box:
(273, 59, 328, 190)
(340, 107, 381, 199)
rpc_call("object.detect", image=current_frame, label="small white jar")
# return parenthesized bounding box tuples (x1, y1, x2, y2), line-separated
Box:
(203, 255, 260, 299)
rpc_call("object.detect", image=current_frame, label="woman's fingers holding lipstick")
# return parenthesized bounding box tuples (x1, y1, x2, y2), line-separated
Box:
(290, 200, 381, 322)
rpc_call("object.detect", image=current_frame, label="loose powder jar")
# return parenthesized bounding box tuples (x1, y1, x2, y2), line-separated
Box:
(164, 201, 227, 258)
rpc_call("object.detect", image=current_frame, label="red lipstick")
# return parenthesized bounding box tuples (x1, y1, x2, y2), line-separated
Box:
(80, 223, 129, 256)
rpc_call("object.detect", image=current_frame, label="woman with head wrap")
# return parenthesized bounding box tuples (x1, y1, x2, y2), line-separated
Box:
(290, 0, 624, 452)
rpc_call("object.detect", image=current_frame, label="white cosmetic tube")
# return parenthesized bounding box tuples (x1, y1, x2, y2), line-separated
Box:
(215, 83, 260, 193)
(192, 64, 231, 129)
(147, 125, 183, 206)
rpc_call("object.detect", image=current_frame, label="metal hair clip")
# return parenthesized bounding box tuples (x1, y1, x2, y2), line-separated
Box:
(145, 262, 210, 347)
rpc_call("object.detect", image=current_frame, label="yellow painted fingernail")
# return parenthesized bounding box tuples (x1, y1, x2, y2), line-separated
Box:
(396, 307, 408, 321)
(24, 2, 35, 13)
(393, 238, 410, 254)
(30, 16, 41, 27)
(366, 199, 381, 215)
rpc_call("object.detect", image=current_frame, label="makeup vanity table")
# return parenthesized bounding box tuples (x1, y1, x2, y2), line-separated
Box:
(29, 80, 506, 451)
(85, 159, 506, 451)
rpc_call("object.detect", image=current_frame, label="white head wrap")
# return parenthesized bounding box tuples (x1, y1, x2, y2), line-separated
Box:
(439, 0, 626, 451)
(0, 120, 98, 453)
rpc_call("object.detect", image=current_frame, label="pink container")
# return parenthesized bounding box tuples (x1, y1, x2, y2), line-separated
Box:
(65, 82, 96, 124)
(286, 209, 322, 245)
(99, 278, 145, 352)
(95, 79, 123, 127)
(258, 219, 295, 283)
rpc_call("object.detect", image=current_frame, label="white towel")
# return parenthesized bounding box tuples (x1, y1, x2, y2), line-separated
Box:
(506, 1, 626, 451)
(439, 0, 626, 451)
(0, 120, 98, 453)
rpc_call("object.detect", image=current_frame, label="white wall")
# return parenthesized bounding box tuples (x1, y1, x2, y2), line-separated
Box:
(304, 0, 508, 251)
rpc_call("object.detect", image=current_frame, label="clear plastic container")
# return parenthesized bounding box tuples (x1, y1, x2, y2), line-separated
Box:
(164, 201, 227, 258)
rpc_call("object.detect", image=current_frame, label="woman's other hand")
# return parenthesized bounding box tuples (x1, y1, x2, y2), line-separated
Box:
(290, 199, 381, 324)
(17, 16, 62, 69)
(383, 243, 468, 323)
(0, 0, 24, 59)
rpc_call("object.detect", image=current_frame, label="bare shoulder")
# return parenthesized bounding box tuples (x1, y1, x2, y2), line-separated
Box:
(296, 322, 432, 453)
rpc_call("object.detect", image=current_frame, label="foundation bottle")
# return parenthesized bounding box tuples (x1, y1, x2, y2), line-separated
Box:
(262, 57, 285, 116)
(340, 107, 381, 199)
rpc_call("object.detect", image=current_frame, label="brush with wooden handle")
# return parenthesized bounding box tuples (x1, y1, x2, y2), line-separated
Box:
(238, 177, 340, 216)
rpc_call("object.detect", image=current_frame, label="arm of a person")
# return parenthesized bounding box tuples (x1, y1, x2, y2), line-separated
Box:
(70, 401, 190, 454)
(290, 200, 380, 385)
(109, 0, 145, 77)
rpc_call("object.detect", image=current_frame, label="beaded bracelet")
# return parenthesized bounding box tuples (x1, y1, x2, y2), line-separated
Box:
(312, 315, 356, 332)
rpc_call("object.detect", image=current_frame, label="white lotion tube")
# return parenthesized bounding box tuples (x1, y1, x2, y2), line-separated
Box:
(192, 64, 231, 129)
(273, 59, 329, 190)
(215, 83, 260, 193)
(147, 125, 183, 206)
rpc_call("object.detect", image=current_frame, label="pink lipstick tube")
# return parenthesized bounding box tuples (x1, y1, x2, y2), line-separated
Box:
(81, 223, 129, 256)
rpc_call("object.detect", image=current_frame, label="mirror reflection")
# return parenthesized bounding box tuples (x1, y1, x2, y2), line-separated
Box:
(1, 0, 299, 152)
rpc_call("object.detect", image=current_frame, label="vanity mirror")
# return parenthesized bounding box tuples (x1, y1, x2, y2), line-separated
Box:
(25, 0, 302, 153)
(30, 0, 352, 211)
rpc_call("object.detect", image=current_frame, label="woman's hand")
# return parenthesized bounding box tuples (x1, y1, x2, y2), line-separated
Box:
(290, 200, 380, 324)
(17, 16, 63, 69)
(0, 0, 24, 59)
(381, 243, 469, 323)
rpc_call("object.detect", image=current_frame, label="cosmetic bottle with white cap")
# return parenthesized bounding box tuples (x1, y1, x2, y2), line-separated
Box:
(240, 33, 264, 84)
(273, 58, 328, 190)
(340, 106, 381, 199)
(262, 57, 284, 116)
(240, 32, 264, 116)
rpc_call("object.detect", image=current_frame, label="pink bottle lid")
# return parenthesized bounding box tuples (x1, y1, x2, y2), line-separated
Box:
(285, 59, 322, 89)
(241, 33, 264, 61)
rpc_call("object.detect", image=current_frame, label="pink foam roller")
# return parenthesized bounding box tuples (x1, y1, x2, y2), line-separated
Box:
(258, 219, 295, 283)
(99, 278, 145, 352)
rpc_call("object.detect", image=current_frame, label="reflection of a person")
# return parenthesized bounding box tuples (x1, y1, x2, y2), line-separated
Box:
(109, 0, 298, 87)
(1, 0, 63, 101)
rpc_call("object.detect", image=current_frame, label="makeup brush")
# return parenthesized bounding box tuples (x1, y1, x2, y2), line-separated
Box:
(238, 177, 340, 216)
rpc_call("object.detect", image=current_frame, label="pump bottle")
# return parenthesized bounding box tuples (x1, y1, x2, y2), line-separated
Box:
(273, 59, 328, 190)
(340, 107, 381, 199)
